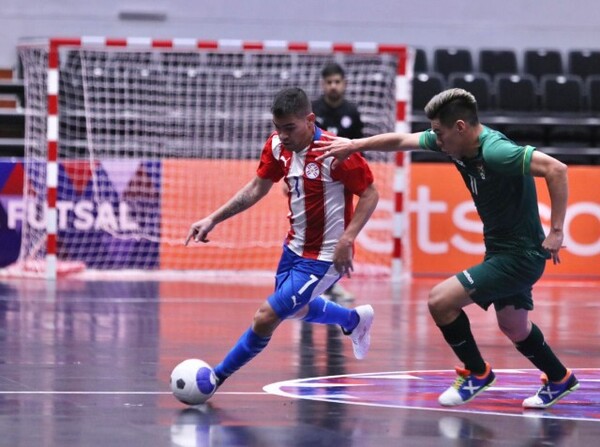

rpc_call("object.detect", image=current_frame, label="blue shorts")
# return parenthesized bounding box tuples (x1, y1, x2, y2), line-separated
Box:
(267, 246, 340, 319)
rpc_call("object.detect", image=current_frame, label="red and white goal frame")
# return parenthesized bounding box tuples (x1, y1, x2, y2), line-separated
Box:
(34, 37, 413, 280)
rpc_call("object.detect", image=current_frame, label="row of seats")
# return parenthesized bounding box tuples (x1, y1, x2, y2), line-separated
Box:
(0, 68, 24, 156)
(413, 72, 600, 113)
(2, 48, 600, 158)
(415, 48, 600, 81)
(411, 118, 599, 150)
(411, 48, 600, 152)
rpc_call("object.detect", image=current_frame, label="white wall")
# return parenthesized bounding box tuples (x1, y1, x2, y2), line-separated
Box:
(2, 0, 599, 68)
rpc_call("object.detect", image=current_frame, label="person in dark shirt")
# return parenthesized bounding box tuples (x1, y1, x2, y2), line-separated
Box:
(312, 62, 364, 140)
(314, 88, 578, 410)
(312, 62, 365, 303)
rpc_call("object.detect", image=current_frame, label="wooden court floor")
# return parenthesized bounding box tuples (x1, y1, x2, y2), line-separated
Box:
(0, 275, 599, 446)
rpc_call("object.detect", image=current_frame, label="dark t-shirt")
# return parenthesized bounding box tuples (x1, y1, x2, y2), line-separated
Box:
(419, 126, 547, 255)
(312, 97, 364, 139)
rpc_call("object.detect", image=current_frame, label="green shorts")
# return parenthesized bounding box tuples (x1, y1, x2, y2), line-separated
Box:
(456, 251, 547, 311)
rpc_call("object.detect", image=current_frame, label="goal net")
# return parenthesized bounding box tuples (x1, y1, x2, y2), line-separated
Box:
(14, 38, 410, 278)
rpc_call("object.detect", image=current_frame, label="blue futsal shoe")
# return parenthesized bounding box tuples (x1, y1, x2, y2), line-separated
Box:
(522, 369, 579, 409)
(439, 362, 496, 406)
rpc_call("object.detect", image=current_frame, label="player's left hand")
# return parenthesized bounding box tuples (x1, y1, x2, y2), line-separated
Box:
(542, 230, 564, 265)
(333, 237, 354, 278)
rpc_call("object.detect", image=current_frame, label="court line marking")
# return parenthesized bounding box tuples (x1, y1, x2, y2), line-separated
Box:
(0, 391, 267, 396)
(0, 297, 263, 304)
(263, 389, 600, 423)
(263, 368, 600, 423)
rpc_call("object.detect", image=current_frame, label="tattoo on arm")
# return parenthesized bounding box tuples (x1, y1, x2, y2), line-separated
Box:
(221, 189, 254, 220)
(216, 182, 265, 222)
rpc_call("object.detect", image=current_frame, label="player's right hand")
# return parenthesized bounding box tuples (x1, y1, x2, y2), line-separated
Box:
(542, 230, 565, 265)
(333, 236, 354, 278)
(184, 218, 214, 246)
(313, 134, 354, 163)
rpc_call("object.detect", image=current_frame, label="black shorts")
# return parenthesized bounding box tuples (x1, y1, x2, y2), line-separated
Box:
(456, 251, 547, 311)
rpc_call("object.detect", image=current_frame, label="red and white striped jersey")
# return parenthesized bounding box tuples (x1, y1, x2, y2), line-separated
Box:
(257, 127, 374, 261)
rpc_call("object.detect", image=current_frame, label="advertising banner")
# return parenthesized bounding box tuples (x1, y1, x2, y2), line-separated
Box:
(0, 160, 160, 269)
(0, 161, 23, 266)
(409, 163, 600, 279)
(1, 159, 394, 273)
(3, 159, 597, 278)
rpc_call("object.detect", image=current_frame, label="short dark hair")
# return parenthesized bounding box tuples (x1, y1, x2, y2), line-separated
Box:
(321, 62, 345, 79)
(424, 88, 479, 127)
(271, 87, 312, 118)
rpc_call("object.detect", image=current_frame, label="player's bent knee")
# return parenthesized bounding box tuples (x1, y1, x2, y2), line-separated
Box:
(427, 283, 467, 325)
(252, 304, 281, 337)
(427, 286, 448, 315)
(497, 309, 532, 342)
(499, 322, 530, 342)
(427, 298, 445, 321)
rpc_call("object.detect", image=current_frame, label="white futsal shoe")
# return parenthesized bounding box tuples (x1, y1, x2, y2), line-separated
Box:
(343, 305, 374, 360)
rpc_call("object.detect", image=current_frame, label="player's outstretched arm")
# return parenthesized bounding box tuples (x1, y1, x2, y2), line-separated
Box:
(333, 183, 379, 277)
(314, 132, 423, 162)
(529, 150, 568, 264)
(185, 176, 274, 245)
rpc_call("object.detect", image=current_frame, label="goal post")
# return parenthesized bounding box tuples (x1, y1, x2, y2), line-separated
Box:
(13, 37, 413, 279)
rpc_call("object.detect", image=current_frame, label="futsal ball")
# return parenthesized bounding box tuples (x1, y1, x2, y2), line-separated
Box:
(170, 358, 218, 405)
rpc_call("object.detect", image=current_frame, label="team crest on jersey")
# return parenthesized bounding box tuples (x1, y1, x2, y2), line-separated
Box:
(305, 162, 320, 179)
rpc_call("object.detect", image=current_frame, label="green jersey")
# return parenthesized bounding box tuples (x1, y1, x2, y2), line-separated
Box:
(419, 126, 547, 255)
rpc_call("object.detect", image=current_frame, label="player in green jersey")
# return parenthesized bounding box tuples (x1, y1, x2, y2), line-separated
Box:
(314, 88, 579, 409)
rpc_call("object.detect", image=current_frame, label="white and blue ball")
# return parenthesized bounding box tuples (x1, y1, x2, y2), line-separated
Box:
(170, 358, 218, 405)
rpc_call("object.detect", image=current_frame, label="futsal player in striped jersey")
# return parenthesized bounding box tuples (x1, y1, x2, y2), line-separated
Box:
(185, 87, 379, 397)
